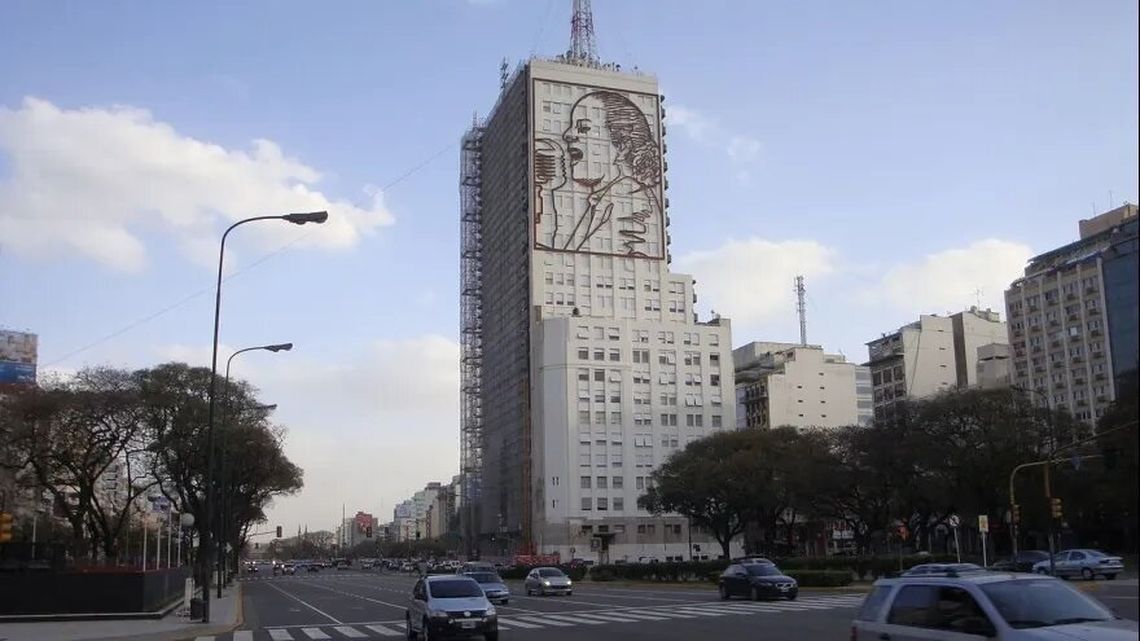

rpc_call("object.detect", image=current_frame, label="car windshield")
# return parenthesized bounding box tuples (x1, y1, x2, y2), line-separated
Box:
(746, 564, 781, 576)
(468, 572, 502, 583)
(538, 568, 565, 577)
(980, 579, 1115, 628)
(429, 580, 484, 599)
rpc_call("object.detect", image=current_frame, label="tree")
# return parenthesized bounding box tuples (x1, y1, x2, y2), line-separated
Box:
(639, 429, 769, 559)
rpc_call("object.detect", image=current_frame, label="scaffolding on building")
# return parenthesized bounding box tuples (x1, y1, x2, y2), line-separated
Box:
(459, 120, 485, 559)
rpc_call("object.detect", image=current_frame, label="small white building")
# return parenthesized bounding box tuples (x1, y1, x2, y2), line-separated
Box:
(733, 342, 872, 430)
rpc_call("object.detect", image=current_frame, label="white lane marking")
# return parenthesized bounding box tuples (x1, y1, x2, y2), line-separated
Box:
(542, 613, 607, 625)
(333, 626, 368, 637)
(641, 610, 701, 618)
(674, 606, 728, 615)
(364, 624, 402, 636)
(572, 612, 645, 623)
(269, 630, 295, 641)
(515, 615, 575, 626)
(289, 579, 410, 611)
(495, 617, 544, 628)
(233, 632, 254, 641)
(300, 628, 331, 639)
(262, 581, 344, 624)
(604, 611, 672, 620)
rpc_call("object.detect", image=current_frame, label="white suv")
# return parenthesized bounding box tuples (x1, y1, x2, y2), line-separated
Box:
(851, 571, 1135, 640)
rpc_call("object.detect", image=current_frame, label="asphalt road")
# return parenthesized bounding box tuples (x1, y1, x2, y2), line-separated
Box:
(195, 569, 865, 640)
(187, 571, 1139, 641)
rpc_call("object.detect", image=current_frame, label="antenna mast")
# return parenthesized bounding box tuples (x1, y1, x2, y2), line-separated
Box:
(795, 275, 807, 346)
(568, 0, 599, 66)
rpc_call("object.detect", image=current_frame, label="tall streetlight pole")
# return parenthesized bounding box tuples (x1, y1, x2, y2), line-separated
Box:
(201, 211, 326, 622)
(217, 343, 292, 597)
(1011, 384, 1058, 572)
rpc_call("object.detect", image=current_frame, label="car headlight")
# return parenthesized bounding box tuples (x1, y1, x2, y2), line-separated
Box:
(485, 605, 496, 617)
(543, 580, 551, 586)
(428, 609, 449, 619)
(566, 579, 572, 586)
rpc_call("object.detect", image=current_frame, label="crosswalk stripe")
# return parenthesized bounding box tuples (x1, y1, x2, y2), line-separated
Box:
(542, 613, 607, 625)
(675, 607, 728, 616)
(195, 636, 214, 641)
(605, 611, 671, 620)
(300, 628, 331, 639)
(268, 630, 294, 641)
(364, 624, 402, 637)
(572, 612, 645, 623)
(233, 632, 254, 641)
(516, 615, 574, 626)
(496, 617, 544, 628)
(642, 610, 700, 618)
(333, 626, 367, 638)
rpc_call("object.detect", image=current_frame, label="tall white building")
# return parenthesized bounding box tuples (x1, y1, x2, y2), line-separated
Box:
(866, 308, 1007, 420)
(461, 53, 736, 562)
(734, 342, 873, 430)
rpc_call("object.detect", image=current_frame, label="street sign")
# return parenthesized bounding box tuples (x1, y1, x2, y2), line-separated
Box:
(978, 515, 989, 533)
(948, 514, 960, 528)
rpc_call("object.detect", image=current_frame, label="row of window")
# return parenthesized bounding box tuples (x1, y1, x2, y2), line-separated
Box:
(577, 522, 685, 537)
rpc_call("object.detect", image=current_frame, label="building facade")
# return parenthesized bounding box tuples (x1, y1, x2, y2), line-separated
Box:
(733, 342, 872, 430)
(461, 57, 736, 563)
(866, 308, 1007, 420)
(976, 343, 1012, 390)
(1005, 204, 1138, 422)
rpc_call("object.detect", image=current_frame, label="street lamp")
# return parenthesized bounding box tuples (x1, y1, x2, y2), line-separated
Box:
(216, 343, 292, 597)
(201, 211, 326, 622)
(1010, 384, 1057, 573)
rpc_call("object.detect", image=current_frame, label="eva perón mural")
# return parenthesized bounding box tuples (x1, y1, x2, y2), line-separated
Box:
(532, 81, 665, 259)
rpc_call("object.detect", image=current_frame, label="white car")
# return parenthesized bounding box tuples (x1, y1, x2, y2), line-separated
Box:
(852, 571, 1136, 640)
(1032, 549, 1125, 580)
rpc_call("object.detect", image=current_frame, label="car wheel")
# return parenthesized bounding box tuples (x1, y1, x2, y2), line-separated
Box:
(750, 587, 760, 601)
(1081, 568, 1094, 581)
(1105, 574, 1117, 580)
(718, 585, 729, 600)
(405, 613, 416, 640)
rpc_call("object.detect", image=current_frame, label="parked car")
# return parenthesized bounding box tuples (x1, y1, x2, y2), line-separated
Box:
(405, 575, 498, 640)
(851, 570, 1136, 640)
(903, 563, 986, 577)
(717, 560, 798, 601)
(1033, 549, 1124, 580)
(460, 561, 496, 574)
(281, 563, 296, 575)
(524, 567, 573, 596)
(990, 550, 1051, 573)
(464, 571, 510, 605)
(307, 563, 321, 573)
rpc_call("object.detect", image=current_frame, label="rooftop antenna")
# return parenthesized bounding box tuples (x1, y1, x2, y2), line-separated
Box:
(795, 275, 807, 346)
(568, 0, 599, 66)
(973, 288, 983, 308)
(500, 58, 509, 90)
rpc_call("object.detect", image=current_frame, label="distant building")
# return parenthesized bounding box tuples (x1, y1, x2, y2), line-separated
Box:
(734, 342, 872, 430)
(0, 329, 37, 389)
(338, 511, 379, 549)
(1005, 204, 1138, 422)
(976, 343, 1012, 390)
(866, 308, 1008, 420)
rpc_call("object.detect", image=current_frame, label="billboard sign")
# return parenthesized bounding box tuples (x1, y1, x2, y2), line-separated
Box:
(0, 361, 36, 385)
(0, 330, 38, 386)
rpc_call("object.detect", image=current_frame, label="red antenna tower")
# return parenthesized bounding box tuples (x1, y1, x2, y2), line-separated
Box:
(568, 0, 599, 65)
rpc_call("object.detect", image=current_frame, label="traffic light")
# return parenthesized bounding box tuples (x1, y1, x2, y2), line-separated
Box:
(276, 525, 283, 538)
(0, 513, 12, 543)
(366, 526, 373, 538)
(1049, 497, 1063, 519)
(1011, 504, 1021, 524)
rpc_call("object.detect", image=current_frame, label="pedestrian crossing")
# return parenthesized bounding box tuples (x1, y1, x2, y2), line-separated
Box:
(194, 594, 865, 639)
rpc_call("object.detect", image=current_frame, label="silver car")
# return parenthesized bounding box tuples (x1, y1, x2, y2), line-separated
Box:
(1033, 549, 1125, 580)
(464, 571, 510, 605)
(523, 566, 573, 596)
(852, 571, 1136, 640)
(405, 575, 498, 641)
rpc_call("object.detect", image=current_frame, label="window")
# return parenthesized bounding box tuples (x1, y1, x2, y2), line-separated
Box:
(580, 476, 591, 489)
(612, 476, 623, 489)
(593, 349, 605, 361)
(581, 497, 592, 510)
(597, 498, 608, 511)
(595, 476, 607, 489)
(636, 476, 645, 490)
(610, 411, 622, 425)
(710, 374, 720, 387)
(613, 497, 624, 511)
(577, 368, 589, 381)
(594, 369, 605, 382)
(578, 410, 591, 424)
(637, 524, 646, 534)
(609, 349, 621, 362)
(711, 415, 722, 428)
(887, 585, 938, 626)
(578, 348, 589, 360)
(855, 586, 893, 622)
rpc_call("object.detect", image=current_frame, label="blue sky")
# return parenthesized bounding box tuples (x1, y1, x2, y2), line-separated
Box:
(1, 0, 1137, 534)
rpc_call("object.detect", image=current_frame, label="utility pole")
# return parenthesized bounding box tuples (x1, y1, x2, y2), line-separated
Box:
(795, 275, 807, 346)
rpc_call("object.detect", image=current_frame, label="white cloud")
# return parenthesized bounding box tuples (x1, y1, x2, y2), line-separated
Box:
(156, 335, 460, 533)
(676, 237, 837, 327)
(0, 97, 394, 272)
(864, 239, 1033, 313)
(667, 104, 762, 166)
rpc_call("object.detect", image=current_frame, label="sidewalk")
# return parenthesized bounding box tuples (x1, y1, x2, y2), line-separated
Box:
(0, 584, 242, 641)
